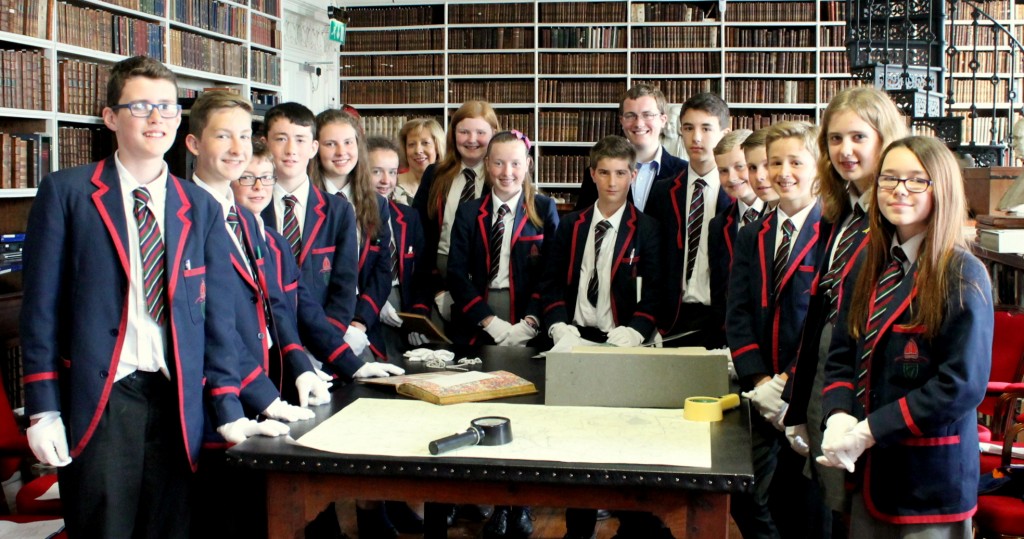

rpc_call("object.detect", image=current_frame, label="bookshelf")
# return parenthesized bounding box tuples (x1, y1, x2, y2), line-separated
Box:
(0, 0, 285, 198)
(339, 0, 856, 189)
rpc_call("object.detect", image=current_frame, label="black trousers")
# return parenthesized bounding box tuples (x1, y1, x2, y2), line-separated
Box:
(59, 371, 193, 539)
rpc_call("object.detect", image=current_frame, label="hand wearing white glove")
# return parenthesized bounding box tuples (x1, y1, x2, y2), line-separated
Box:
(785, 424, 810, 457)
(353, 362, 406, 379)
(727, 358, 738, 381)
(263, 397, 316, 422)
(502, 320, 539, 347)
(217, 417, 290, 445)
(605, 326, 644, 347)
(434, 292, 453, 321)
(381, 302, 403, 328)
(773, 402, 789, 432)
(344, 325, 370, 357)
(741, 374, 787, 427)
(27, 412, 71, 467)
(295, 371, 332, 407)
(816, 412, 860, 471)
(483, 317, 514, 344)
(819, 419, 875, 473)
(408, 332, 430, 346)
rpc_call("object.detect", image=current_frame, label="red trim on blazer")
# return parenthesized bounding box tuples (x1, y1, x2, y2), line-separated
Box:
(282, 343, 303, 354)
(327, 317, 348, 333)
(389, 200, 410, 279)
(23, 372, 57, 383)
(311, 246, 334, 255)
(898, 397, 923, 436)
(327, 343, 352, 363)
(567, 210, 589, 284)
(210, 386, 241, 397)
(732, 343, 759, 358)
(823, 381, 854, 393)
(862, 284, 917, 412)
(240, 367, 263, 388)
(464, 296, 483, 313)
(723, 210, 736, 267)
(298, 188, 328, 267)
(360, 293, 381, 314)
(507, 199, 531, 322)
(863, 458, 977, 524)
(900, 435, 959, 447)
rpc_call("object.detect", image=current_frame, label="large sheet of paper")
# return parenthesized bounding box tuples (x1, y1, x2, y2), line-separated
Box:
(296, 398, 712, 468)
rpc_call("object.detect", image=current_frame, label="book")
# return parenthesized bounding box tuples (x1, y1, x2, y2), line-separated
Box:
(977, 214, 1024, 229)
(398, 312, 451, 344)
(360, 370, 537, 405)
(978, 228, 1024, 253)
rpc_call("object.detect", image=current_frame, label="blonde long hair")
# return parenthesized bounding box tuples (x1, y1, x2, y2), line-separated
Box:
(425, 100, 500, 220)
(311, 108, 381, 240)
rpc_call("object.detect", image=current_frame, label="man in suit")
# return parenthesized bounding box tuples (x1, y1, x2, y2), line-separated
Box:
(573, 84, 687, 213)
(20, 56, 287, 538)
(646, 92, 733, 348)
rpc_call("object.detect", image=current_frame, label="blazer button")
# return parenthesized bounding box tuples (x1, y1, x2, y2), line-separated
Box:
(99, 370, 108, 378)
(257, 333, 265, 340)
(251, 296, 258, 303)
(109, 329, 118, 337)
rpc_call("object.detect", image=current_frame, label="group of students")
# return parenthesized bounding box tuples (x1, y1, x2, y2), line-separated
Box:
(16, 53, 991, 539)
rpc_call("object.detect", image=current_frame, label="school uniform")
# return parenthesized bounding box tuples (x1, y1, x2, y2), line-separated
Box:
(20, 156, 246, 537)
(261, 179, 364, 378)
(726, 199, 827, 539)
(822, 243, 992, 527)
(573, 146, 688, 213)
(708, 197, 764, 346)
(540, 202, 661, 340)
(373, 199, 431, 358)
(447, 191, 559, 345)
(646, 165, 732, 346)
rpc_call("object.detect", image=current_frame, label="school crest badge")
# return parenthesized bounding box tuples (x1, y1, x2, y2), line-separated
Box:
(320, 256, 332, 285)
(197, 278, 207, 319)
(894, 339, 927, 379)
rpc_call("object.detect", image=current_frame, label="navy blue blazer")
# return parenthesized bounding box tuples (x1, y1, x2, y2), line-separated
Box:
(261, 185, 363, 378)
(822, 248, 992, 523)
(353, 194, 393, 335)
(540, 203, 661, 339)
(20, 158, 245, 468)
(708, 199, 740, 340)
(784, 206, 870, 425)
(447, 191, 559, 345)
(411, 163, 452, 296)
(726, 202, 823, 388)
(646, 170, 732, 333)
(259, 226, 317, 388)
(573, 147, 688, 213)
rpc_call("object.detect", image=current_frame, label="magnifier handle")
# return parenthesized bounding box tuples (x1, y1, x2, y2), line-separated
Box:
(429, 427, 482, 455)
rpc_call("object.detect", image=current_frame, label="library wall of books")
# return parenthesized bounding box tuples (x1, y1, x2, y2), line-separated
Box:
(0, 0, 284, 196)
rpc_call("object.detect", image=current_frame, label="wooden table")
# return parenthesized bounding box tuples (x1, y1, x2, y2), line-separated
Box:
(226, 346, 754, 538)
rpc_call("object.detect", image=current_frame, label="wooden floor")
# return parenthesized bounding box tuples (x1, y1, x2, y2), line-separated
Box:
(336, 501, 743, 538)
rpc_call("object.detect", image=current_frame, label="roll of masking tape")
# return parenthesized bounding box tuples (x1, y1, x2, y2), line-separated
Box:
(683, 393, 741, 422)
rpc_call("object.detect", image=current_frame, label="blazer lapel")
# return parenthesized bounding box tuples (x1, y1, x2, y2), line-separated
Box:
(778, 204, 822, 294)
(90, 158, 130, 278)
(475, 194, 493, 272)
(611, 205, 637, 279)
(724, 202, 738, 260)
(668, 176, 687, 249)
(164, 175, 193, 305)
(299, 185, 327, 267)
(510, 195, 529, 247)
(390, 201, 409, 277)
(757, 214, 776, 309)
(568, 208, 593, 286)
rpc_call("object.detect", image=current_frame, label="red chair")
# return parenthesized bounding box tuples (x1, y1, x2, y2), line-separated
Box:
(974, 391, 1024, 539)
(0, 359, 61, 516)
(979, 309, 1024, 472)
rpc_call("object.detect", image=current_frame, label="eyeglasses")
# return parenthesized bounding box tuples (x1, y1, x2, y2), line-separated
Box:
(236, 174, 277, 186)
(621, 111, 662, 122)
(110, 101, 182, 118)
(877, 175, 933, 193)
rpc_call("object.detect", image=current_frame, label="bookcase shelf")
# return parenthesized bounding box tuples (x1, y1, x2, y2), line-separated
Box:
(0, 0, 284, 193)
(340, 0, 855, 185)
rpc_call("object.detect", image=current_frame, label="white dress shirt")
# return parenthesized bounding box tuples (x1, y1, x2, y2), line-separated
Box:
(681, 165, 721, 306)
(574, 203, 627, 332)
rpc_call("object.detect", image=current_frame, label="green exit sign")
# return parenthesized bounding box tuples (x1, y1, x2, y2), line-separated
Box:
(329, 19, 346, 44)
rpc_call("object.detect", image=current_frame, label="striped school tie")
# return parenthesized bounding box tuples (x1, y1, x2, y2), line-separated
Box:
(390, 236, 400, 283)
(820, 205, 867, 324)
(772, 219, 795, 300)
(226, 205, 244, 246)
(587, 220, 611, 307)
(489, 204, 510, 284)
(282, 194, 301, 261)
(743, 206, 759, 226)
(855, 247, 907, 409)
(459, 169, 477, 203)
(684, 179, 707, 283)
(133, 187, 167, 325)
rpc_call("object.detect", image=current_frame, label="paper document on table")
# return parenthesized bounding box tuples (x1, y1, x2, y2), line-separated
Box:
(0, 519, 64, 538)
(296, 398, 712, 468)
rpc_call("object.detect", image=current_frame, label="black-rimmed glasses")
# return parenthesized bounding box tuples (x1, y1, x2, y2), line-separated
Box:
(877, 175, 933, 193)
(237, 174, 277, 186)
(110, 101, 182, 118)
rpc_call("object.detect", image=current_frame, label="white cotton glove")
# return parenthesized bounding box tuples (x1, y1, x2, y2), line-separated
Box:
(404, 348, 455, 362)
(262, 397, 316, 422)
(295, 371, 332, 407)
(408, 332, 430, 346)
(503, 320, 539, 347)
(605, 326, 644, 347)
(217, 417, 290, 445)
(344, 325, 370, 357)
(548, 322, 583, 352)
(27, 412, 72, 467)
(816, 412, 861, 471)
(434, 291, 453, 321)
(819, 419, 875, 473)
(353, 362, 406, 378)
(741, 374, 787, 428)
(313, 365, 333, 382)
(381, 302, 403, 328)
(483, 317, 514, 344)
(785, 424, 810, 457)
(727, 358, 738, 381)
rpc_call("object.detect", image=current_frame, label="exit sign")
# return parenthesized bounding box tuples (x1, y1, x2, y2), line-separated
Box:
(329, 19, 346, 44)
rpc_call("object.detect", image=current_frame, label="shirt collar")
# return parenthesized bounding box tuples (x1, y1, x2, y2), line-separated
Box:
(686, 164, 720, 189)
(637, 146, 664, 171)
(274, 175, 311, 207)
(892, 231, 926, 268)
(192, 174, 236, 215)
(491, 189, 522, 216)
(776, 199, 817, 235)
(114, 150, 167, 204)
(738, 197, 764, 217)
(594, 201, 628, 231)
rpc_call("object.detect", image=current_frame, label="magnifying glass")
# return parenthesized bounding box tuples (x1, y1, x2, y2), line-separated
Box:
(428, 416, 512, 455)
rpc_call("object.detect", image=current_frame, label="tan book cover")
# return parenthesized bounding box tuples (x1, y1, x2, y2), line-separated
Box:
(361, 370, 537, 405)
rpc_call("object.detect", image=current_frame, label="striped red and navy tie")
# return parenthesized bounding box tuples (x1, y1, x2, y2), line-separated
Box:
(133, 187, 166, 325)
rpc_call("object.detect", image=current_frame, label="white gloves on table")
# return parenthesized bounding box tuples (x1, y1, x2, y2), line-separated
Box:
(263, 397, 315, 422)
(295, 370, 332, 407)
(741, 374, 788, 429)
(27, 412, 71, 467)
(381, 302, 403, 328)
(817, 415, 874, 472)
(434, 292, 453, 321)
(408, 332, 430, 346)
(605, 326, 644, 347)
(217, 417, 290, 445)
(404, 349, 456, 363)
(785, 424, 810, 457)
(344, 325, 370, 357)
(353, 362, 406, 379)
